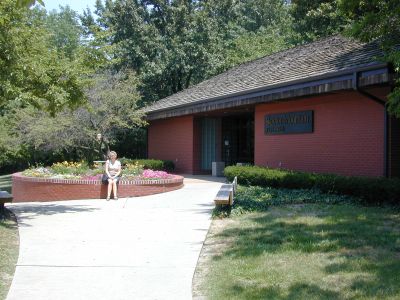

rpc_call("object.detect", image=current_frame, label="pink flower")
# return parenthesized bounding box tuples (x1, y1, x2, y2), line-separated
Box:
(141, 169, 171, 179)
(82, 174, 102, 180)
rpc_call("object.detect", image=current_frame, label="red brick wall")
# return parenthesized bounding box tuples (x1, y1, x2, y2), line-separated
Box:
(12, 174, 184, 202)
(255, 91, 385, 177)
(148, 116, 195, 173)
(193, 118, 202, 174)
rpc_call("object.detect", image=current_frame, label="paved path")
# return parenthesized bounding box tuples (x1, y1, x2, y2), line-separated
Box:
(6, 176, 224, 300)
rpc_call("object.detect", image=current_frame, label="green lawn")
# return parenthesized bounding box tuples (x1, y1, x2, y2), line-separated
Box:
(0, 211, 19, 300)
(0, 174, 17, 299)
(0, 175, 12, 193)
(195, 188, 400, 299)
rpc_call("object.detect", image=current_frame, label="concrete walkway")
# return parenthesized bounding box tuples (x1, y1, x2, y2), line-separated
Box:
(6, 176, 224, 300)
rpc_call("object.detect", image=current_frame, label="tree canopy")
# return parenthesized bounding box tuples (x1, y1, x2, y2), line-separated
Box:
(3, 70, 143, 163)
(0, 1, 86, 115)
(338, 0, 400, 117)
(1, 0, 399, 172)
(81, 0, 294, 105)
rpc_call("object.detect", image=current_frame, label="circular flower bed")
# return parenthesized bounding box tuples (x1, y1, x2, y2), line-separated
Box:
(21, 161, 175, 181)
(12, 161, 184, 202)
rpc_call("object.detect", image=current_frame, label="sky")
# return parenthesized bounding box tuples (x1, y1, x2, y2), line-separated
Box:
(43, 0, 96, 13)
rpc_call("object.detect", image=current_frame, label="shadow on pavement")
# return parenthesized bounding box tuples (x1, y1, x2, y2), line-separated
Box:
(8, 204, 99, 227)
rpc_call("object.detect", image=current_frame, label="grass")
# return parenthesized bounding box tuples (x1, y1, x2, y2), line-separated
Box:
(0, 174, 17, 299)
(0, 174, 11, 193)
(0, 210, 19, 300)
(213, 185, 355, 218)
(194, 186, 400, 300)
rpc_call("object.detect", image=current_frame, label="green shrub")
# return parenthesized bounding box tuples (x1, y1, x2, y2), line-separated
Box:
(213, 185, 354, 217)
(224, 165, 400, 205)
(119, 158, 175, 171)
(161, 160, 175, 172)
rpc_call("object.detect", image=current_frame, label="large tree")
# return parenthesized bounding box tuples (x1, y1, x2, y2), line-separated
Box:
(45, 6, 83, 59)
(82, 0, 293, 105)
(1, 70, 144, 164)
(88, 0, 224, 104)
(0, 2, 146, 170)
(290, 0, 349, 44)
(0, 1, 86, 115)
(338, 0, 400, 116)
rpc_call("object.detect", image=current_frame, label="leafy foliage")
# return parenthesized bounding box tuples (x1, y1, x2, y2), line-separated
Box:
(20, 159, 174, 180)
(0, 208, 19, 300)
(120, 158, 175, 172)
(0, 70, 144, 166)
(123, 161, 144, 176)
(2, 0, 400, 173)
(0, 3, 145, 172)
(16, 0, 44, 8)
(0, 1, 86, 115)
(290, 0, 349, 43)
(338, 0, 400, 117)
(81, 0, 294, 106)
(50, 161, 90, 175)
(214, 185, 354, 217)
(224, 165, 400, 205)
(45, 6, 83, 59)
(223, 26, 290, 69)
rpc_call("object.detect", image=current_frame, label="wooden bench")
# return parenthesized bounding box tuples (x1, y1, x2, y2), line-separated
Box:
(214, 176, 237, 206)
(0, 190, 13, 219)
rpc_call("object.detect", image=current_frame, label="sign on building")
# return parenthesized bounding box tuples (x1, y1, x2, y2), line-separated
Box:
(265, 110, 313, 135)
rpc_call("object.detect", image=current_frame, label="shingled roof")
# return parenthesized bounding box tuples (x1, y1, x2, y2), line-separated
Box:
(145, 35, 389, 120)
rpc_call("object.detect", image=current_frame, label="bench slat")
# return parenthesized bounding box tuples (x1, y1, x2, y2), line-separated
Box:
(0, 191, 13, 202)
(0, 191, 13, 219)
(215, 191, 231, 200)
(219, 184, 233, 190)
(214, 194, 231, 205)
(214, 176, 238, 206)
(214, 183, 233, 205)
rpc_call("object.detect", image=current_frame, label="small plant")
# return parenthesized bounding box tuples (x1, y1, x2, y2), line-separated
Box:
(50, 161, 90, 175)
(89, 162, 105, 176)
(123, 161, 144, 176)
(22, 167, 52, 178)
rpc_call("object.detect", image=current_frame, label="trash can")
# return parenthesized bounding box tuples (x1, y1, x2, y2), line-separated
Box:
(212, 161, 225, 177)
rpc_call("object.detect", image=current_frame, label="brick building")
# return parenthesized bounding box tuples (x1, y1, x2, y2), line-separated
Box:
(144, 36, 399, 177)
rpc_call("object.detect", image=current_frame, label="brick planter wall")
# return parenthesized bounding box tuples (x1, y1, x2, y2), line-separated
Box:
(12, 173, 184, 203)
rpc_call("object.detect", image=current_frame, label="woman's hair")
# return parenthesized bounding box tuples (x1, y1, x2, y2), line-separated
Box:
(109, 151, 117, 158)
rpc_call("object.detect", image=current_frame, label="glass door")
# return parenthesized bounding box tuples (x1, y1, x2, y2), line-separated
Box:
(201, 118, 217, 170)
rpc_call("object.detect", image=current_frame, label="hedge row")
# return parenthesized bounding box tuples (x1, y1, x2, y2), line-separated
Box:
(120, 158, 175, 172)
(224, 165, 400, 205)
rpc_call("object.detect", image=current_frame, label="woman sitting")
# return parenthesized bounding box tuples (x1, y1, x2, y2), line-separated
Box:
(105, 151, 121, 200)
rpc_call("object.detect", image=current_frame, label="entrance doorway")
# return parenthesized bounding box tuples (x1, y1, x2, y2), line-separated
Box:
(221, 114, 254, 166)
(199, 112, 254, 172)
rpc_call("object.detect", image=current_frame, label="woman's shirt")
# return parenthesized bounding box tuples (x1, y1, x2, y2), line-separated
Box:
(106, 159, 121, 176)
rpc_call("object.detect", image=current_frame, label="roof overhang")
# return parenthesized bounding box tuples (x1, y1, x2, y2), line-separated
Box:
(145, 63, 392, 121)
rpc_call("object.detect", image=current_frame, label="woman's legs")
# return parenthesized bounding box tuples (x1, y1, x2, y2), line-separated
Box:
(107, 178, 118, 200)
(112, 180, 118, 199)
(107, 179, 113, 199)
